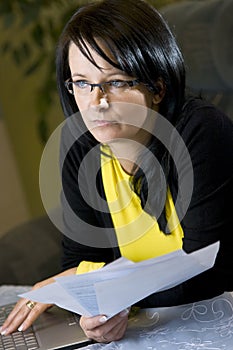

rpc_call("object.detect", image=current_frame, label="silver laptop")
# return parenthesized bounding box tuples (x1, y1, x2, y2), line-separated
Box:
(0, 303, 92, 350)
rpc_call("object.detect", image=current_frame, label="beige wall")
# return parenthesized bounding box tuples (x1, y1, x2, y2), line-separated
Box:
(0, 119, 29, 236)
(0, 25, 63, 234)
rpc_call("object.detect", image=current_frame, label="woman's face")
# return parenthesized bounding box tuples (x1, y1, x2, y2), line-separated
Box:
(68, 41, 162, 145)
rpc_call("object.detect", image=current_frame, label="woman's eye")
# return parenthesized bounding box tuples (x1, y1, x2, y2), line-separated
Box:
(74, 81, 89, 89)
(109, 80, 127, 88)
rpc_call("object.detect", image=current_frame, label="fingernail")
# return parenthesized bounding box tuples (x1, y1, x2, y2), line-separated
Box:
(119, 308, 130, 317)
(18, 324, 24, 332)
(99, 316, 107, 323)
(1, 328, 7, 336)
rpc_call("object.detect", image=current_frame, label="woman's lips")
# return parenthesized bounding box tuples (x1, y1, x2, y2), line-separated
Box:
(92, 120, 118, 127)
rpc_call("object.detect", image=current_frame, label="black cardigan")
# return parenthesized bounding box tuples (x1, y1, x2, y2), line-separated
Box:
(60, 98, 233, 307)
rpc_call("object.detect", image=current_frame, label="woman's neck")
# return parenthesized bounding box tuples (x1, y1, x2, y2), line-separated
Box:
(106, 139, 145, 175)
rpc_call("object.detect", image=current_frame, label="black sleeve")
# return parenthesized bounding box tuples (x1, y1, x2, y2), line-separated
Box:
(137, 101, 233, 308)
(59, 123, 115, 271)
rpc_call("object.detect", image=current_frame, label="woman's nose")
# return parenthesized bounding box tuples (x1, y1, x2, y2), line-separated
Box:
(90, 88, 109, 110)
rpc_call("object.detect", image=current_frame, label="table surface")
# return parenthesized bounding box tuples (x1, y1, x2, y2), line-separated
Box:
(1, 286, 233, 349)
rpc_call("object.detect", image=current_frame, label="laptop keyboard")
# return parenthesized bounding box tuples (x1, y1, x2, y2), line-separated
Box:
(0, 304, 39, 350)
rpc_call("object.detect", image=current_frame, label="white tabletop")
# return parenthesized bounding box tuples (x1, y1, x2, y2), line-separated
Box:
(1, 286, 233, 349)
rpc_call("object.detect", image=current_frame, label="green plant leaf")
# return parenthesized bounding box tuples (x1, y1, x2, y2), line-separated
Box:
(31, 23, 45, 48)
(12, 48, 22, 65)
(0, 1, 13, 15)
(1, 41, 12, 54)
(2, 13, 16, 28)
(37, 116, 49, 144)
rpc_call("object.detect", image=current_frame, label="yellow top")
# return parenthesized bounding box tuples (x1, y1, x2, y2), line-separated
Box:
(101, 144, 184, 262)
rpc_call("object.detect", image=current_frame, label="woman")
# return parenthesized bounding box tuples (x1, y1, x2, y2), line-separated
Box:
(1, 0, 233, 343)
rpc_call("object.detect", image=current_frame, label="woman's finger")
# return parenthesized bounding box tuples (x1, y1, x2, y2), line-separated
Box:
(79, 314, 108, 333)
(1, 301, 51, 335)
(17, 302, 52, 332)
(0, 267, 77, 336)
(80, 309, 129, 342)
(98, 316, 128, 343)
(0, 298, 30, 334)
(1, 298, 26, 329)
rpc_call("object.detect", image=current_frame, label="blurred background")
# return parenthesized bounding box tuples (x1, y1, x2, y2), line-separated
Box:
(0, 0, 232, 270)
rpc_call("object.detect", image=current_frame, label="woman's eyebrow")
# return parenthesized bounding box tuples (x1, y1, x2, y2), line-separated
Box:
(71, 71, 131, 79)
(71, 73, 86, 78)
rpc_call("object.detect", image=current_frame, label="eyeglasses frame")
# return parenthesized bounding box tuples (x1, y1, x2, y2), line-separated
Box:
(64, 78, 141, 95)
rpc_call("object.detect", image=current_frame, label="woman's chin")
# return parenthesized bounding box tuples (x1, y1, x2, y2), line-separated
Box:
(90, 124, 123, 143)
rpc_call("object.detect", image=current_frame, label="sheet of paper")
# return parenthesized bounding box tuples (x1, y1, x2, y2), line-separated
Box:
(55, 268, 132, 315)
(20, 242, 219, 318)
(19, 282, 90, 315)
(20, 267, 133, 316)
(95, 242, 219, 317)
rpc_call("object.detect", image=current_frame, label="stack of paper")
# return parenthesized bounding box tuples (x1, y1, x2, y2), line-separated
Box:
(20, 242, 219, 318)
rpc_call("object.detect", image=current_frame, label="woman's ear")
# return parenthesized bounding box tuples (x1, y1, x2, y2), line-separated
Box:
(152, 78, 166, 105)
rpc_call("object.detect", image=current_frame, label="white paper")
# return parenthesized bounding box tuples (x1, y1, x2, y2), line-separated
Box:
(20, 242, 219, 318)
(20, 282, 89, 315)
(95, 242, 219, 316)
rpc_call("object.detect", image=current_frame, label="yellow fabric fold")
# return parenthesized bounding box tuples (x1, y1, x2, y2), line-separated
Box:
(76, 261, 106, 274)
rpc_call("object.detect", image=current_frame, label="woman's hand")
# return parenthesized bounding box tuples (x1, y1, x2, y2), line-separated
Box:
(0, 267, 76, 335)
(80, 308, 130, 343)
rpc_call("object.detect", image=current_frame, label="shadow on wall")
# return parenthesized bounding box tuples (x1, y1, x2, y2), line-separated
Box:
(0, 215, 62, 285)
(162, 0, 233, 120)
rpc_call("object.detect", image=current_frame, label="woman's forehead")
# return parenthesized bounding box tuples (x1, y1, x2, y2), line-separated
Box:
(68, 40, 121, 71)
